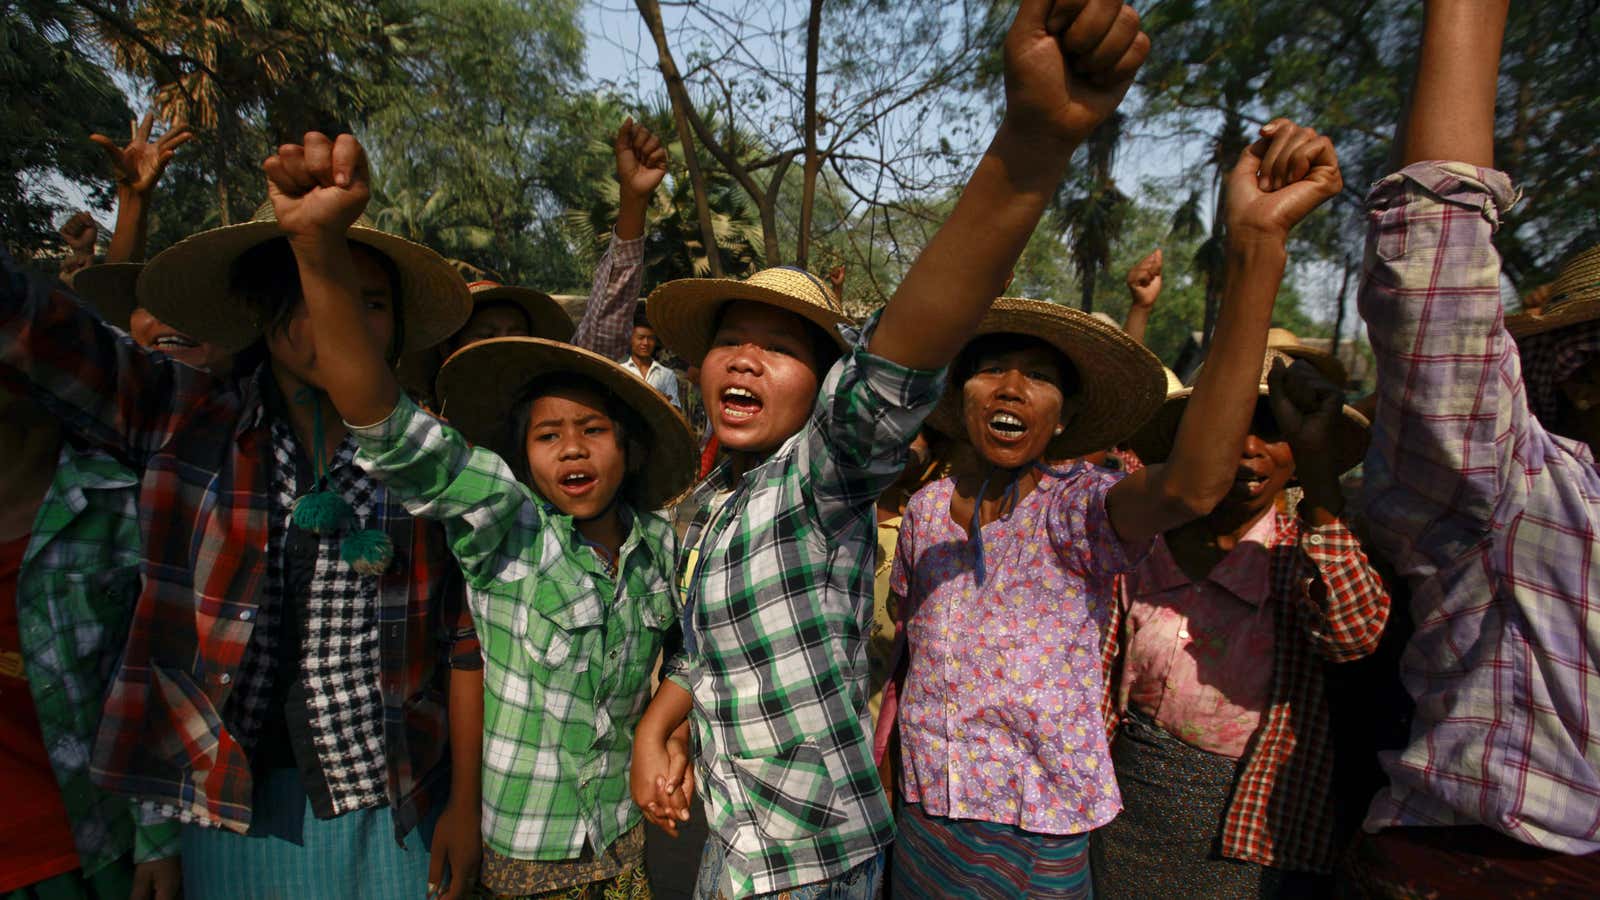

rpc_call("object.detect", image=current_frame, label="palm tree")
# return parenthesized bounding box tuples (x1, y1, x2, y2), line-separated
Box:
(1058, 113, 1127, 313)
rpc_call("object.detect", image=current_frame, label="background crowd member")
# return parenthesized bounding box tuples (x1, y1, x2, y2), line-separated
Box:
(1121, 247, 1161, 347)
(630, 2, 1154, 895)
(618, 311, 682, 409)
(1098, 350, 1386, 897)
(1343, 0, 1600, 893)
(0, 139, 481, 895)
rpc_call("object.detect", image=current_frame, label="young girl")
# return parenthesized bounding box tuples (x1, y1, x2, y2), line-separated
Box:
(261, 132, 699, 899)
(882, 120, 1347, 898)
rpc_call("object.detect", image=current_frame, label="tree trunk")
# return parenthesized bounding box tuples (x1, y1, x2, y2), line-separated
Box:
(1331, 254, 1353, 358)
(634, 0, 724, 277)
(794, 0, 825, 268)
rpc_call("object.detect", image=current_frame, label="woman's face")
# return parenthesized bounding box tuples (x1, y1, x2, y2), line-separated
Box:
(961, 342, 1068, 469)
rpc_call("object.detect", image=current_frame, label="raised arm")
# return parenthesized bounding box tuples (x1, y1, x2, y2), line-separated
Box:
(869, 0, 1149, 370)
(91, 112, 192, 264)
(1399, 1, 1506, 168)
(570, 119, 668, 358)
(1123, 248, 1161, 346)
(1107, 121, 1344, 545)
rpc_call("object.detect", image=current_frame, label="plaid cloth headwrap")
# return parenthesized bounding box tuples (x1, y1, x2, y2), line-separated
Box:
(1517, 317, 1600, 427)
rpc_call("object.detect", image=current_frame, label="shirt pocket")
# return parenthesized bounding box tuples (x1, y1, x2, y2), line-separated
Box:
(46, 566, 140, 680)
(515, 579, 604, 672)
(730, 740, 848, 842)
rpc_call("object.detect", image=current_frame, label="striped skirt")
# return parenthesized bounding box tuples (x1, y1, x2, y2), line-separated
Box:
(890, 803, 1091, 899)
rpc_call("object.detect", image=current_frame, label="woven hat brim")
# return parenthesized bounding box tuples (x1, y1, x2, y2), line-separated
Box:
(647, 277, 850, 366)
(1126, 387, 1372, 474)
(434, 337, 698, 510)
(469, 285, 575, 342)
(1508, 244, 1600, 339)
(925, 298, 1168, 460)
(71, 263, 142, 329)
(137, 221, 471, 354)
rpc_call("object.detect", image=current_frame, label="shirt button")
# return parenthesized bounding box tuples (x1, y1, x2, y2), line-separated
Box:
(219, 673, 232, 685)
(1307, 533, 1324, 546)
(239, 610, 253, 621)
(1177, 627, 1191, 640)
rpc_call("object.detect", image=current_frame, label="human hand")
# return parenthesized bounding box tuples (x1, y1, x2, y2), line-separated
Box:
(828, 265, 846, 299)
(1000, 0, 1151, 147)
(59, 211, 99, 255)
(1224, 119, 1343, 244)
(130, 856, 181, 900)
(631, 732, 693, 836)
(1126, 248, 1162, 309)
(262, 132, 371, 246)
(616, 118, 669, 202)
(426, 798, 482, 900)
(1266, 357, 1343, 459)
(90, 113, 192, 197)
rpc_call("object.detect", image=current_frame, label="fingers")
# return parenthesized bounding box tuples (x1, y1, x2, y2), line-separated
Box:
(157, 126, 194, 153)
(89, 133, 122, 163)
(615, 116, 636, 156)
(427, 837, 447, 894)
(331, 133, 367, 188)
(1077, 4, 1141, 75)
(302, 132, 336, 188)
(1060, 0, 1121, 57)
(1255, 119, 1339, 193)
(136, 112, 155, 142)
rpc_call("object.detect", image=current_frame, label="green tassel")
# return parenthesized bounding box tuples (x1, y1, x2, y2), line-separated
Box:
(291, 491, 353, 534)
(340, 529, 394, 576)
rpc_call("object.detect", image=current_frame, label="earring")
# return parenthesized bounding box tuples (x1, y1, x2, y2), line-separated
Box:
(1053, 425, 1064, 435)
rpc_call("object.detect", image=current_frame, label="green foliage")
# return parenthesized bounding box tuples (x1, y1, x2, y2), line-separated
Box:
(1, 0, 131, 254)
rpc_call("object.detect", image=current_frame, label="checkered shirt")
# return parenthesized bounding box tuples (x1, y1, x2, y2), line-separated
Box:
(17, 446, 179, 873)
(1356, 162, 1600, 853)
(571, 233, 645, 364)
(0, 254, 476, 838)
(352, 396, 681, 861)
(664, 326, 945, 897)
(1102, 510, 1391, 873)
(1515, 318, 1600, 427)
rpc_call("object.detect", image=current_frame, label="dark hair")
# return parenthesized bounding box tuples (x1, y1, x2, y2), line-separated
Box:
(447, 299, 533, 354)
(952, 332, 1081, 396)
(709, 301, 842, 375)
(229, 237, 405, 362)
(503, 372, 648, 509)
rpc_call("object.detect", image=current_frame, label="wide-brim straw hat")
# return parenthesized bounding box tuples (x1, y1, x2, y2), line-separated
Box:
(434, 337, 697, 510)
(136, 203, 471, 354)
(1127, 348, 1371, 473)
(647, 266, 850, 365)
(925, 297, 1168, 460)
(1506, 244, 1600, 339)
(1266, 327, 1347, 387)
(72, 263, 142, 328)
(466, 282, 574, 342)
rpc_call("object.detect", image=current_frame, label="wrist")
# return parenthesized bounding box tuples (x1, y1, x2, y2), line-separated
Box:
(991, 119, 1077, 187)
(286, 231, 354, 268)
(116, 183, 151, 205)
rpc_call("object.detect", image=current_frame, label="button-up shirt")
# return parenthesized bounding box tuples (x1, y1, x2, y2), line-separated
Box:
(353, 395, 680, 861)
(1356, 162, 1600, 854)
(665, 327, 943, 897)
(892, 467, 1144, 836)
(18, 446, 178, 874)
(618, 356, 681, 410)
(1106, 509, 1390, 872)
(0, 255, 476, 839)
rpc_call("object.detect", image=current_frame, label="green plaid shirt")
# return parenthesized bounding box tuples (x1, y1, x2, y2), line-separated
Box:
(666, 328, 944, 896)
(352, 396, 680, 861)
(18, 446, 179, 874)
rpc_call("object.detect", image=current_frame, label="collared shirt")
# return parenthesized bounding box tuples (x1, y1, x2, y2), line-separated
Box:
(1121, 510, 1280, 758)
(1106, 509, 1390, 872)
(1356, 162, 1600, 854)
(891, 467, 1144, 836)
(0, 256, 477, 839)
(17, 446, 179, 874)
(618, 356, 682, 410)
(664, 328, 944, 897)
(353, 396, 680, 861)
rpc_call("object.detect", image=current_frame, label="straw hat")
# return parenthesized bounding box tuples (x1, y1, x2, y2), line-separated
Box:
(1506, 244, 1600, 338)
(925, 297, 1168, 460)
(72, 263, 143, 328)
(646, 266, 850, 365)
(1127, 348, 1371, 473)
(465, 281, 574, 342)
(136, 202, 471, 354)
(435, 337, 698, 510)
(1266, 327, 1347, 387)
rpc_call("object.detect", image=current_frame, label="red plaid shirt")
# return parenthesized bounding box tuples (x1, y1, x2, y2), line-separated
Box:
(1101, 510, 1390, 872)
(0, 255, 477, 839)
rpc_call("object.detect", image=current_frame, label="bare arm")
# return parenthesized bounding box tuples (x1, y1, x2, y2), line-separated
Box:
(1400, 0, 1507, 168)
(1107, 121, 1344, 544)
(570, 120, 668, 358)
(262, 133, 402, 428)
(1123, 248, 1162, 346)
(92, 113, 192, 264)
(869, 0, 1150, 370)
(428, 665, 483, 900)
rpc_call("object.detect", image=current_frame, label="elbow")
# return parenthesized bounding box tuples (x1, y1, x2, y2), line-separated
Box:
(1158, 472, 1227, 524)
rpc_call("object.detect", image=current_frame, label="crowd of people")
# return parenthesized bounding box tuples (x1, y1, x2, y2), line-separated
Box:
(2, 0, 1596, 898)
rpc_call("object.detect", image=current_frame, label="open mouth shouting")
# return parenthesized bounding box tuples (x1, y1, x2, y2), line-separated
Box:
(557, 469, 599, 498)
(151, 331, 200, 351)
(719, 385, 764, 424)
(1231, 465, 1271, 497)
(986, 410, 1028, 443)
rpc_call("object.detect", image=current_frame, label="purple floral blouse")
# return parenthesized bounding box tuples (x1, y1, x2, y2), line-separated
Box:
(891, 464, 1149, 835)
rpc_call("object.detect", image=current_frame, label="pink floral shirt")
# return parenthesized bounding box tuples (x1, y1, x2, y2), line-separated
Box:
(891, 464, 1148, 835)
(1120, 509, 1280, 758)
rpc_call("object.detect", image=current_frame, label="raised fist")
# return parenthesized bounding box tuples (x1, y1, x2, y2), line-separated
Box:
(1126, 248, 1162, 310)
(1002, 0, 1151, 146)
(262, 132, 371, 243)
(1224, 119, 1343, 244)
(615, 118, 669, 201)
(1266, 357, 1343, 458)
